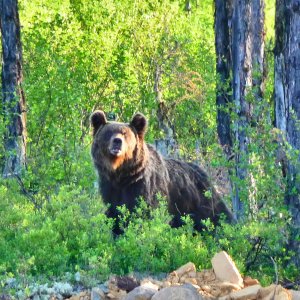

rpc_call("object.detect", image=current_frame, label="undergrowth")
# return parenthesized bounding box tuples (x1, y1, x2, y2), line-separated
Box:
(0, 179, 296, 294)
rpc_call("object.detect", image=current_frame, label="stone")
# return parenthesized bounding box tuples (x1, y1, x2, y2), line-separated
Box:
(211, 251, 243, 287)
(91, 287, 105, 300)
(172, 262, 196, 277)
(151, 285, 202, 300)
(162, 281, 172, 288)
(188, 271, 197, 278)
(98, 283, 109, 294)
(140, 280, 159, 291)
(243, 276, 260, 287)
(196, 269, 216, 283)
(170, 274, 179, 284)
(257, 284, 291, 300)
(229, 284, 261, 300)
(123, 286, 157, 300)
(183, 278, 198, 285)
(115, 276, 140, 292)
(218, 281, 241, 293)
(206, 281, 241, 297)
(200, 285, 211, 293)
(291, 290, 300, 300)
(68, 291, 90, 300)
(107, 289, 127, 299)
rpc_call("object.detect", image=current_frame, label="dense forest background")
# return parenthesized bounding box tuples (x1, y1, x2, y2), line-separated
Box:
(1, 0, 300, 292)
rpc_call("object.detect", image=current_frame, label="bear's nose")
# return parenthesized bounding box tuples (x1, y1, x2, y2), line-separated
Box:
(113, 137, 122, 146)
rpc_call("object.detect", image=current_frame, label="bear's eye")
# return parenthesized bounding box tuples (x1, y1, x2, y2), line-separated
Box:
(103, 131, 113, 141)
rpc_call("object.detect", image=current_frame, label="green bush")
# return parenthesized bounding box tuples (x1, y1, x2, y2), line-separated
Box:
(0, 179, 296, 288)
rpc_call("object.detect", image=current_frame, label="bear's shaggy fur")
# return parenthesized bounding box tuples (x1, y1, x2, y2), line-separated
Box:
(91, 110, 234, 234)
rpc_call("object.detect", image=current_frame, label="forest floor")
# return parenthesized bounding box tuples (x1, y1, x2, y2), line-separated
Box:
(1, 251, 299, 300)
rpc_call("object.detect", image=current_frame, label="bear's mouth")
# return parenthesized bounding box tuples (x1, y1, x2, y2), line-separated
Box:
(109, 147, 122, 157)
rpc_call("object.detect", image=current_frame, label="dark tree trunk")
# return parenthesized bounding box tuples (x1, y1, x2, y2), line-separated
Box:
(215, 0, 265, 219)
(274, 0, 300, 268)
(215, 0, 233, 158)
(0, 0, 26, 177)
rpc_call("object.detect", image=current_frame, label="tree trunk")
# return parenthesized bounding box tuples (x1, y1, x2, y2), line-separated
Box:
(231, 0, 265, 219)
(215, 0, 233, 158)
(215, 0, 265, 219)
(274, 0, 300, 268)
(0, 0, 26, 177)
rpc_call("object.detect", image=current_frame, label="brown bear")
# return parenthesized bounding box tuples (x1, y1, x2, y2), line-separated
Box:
(91, 110, 234, 234)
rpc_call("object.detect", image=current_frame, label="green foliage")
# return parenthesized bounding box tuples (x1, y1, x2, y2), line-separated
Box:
(0, 181, 112, 279)
(1, 0, 296, 290)
(0, 182, 293, 289)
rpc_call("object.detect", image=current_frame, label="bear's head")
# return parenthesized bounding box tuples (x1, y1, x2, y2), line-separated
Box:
(90, 110, 147, 172)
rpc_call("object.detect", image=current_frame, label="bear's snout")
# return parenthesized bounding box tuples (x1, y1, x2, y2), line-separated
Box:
(109, 135, 124, 157)
(113, 137, 122, 147)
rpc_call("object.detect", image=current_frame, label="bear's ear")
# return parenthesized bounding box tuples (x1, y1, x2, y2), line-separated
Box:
(90, 110, 107, 136)
(130, 113, 147, 137)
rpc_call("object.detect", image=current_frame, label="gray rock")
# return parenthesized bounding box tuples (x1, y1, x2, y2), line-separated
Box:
(98, 283, 109, 294)
(91, 287, 105, 300)
(151, 285, 202, 300)
(291, 290, 300, 300)
(123, 286, 157, 300)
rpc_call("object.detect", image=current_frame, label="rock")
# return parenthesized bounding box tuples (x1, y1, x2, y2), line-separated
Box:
(107, 289, 127, 299)
(210, 281, 241, 296)
(140, 280, 159, 291)
(257, 284, 291, 300)
(183, 278, 198, 285)
(68, 291, 90, 300)
(196, 269, 216, 284)
(151, 285, 202, 300)
(211, 251, 243, 287)
(169, 273, 179, 284)
(115, 276, 140, 292)
(91, 287, 105, 300)
(123, 286, 157, 300)
(162, 281, 172, 288)
(200, 285, 211, 293)
(243, 276, 260, 287)
(291, 290, 300, 300)
(98, 283, 109, 294)
(229, 284, 261, 300)
(172, 262, 196, 278)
